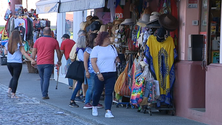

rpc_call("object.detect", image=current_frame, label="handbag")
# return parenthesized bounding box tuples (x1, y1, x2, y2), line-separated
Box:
(65, 50, 85, 83)
(114, 63, 129, 94)
(119, 78, 131, 96)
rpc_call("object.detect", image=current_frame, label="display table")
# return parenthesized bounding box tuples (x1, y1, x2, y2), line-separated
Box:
(25, 60, 38, 73)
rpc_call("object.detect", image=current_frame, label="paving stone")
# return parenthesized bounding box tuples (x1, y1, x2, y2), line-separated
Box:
(0, 84, 93, 125)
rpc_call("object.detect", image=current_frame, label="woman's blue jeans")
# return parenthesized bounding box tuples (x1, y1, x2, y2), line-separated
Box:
(92, 72, 116, 110)
(70, 81, 82, 101)
(85, 73, 95, 104)
(37, 64, 54, 97)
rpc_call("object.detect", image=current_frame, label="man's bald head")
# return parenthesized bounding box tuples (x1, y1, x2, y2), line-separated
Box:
(43, 27, 51, 36)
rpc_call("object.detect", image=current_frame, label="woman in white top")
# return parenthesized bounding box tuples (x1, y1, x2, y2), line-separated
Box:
(90, 32, 120, 118)
(4, 30, 36, 98)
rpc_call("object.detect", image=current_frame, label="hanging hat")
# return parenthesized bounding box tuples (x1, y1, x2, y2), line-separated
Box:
(158, 14, 178, 31)
(147, 21, 160, 28)
(147, 12, 160, 28)
(149, 12, 160, 23)
(86, 15, 93, 22)
(136, 14, 150, 27)
(113, 19, 124, 25)
(121, 18, 134, 25)
(99, 25, 108, 32)
(85, 21, 102, 32)
(80, 22, 87, 31)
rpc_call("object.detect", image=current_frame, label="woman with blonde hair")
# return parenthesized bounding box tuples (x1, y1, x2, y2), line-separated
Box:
(69, 30, 87, 107)
(4, 30, 36, 98)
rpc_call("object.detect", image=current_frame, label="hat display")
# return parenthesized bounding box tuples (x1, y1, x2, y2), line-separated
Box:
(121, 18, 134, 25)
(136, 14, 150, 27)
(62, 34, 70, 39)
(158, 14, 178, 31)
(80, 22, 87, 31)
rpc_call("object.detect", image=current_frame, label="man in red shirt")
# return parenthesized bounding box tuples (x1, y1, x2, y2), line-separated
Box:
(32, 27, 62, 99)
(60, 34, 75, 89)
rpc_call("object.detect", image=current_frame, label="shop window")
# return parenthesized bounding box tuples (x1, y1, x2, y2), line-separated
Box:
(207, 0, 221, 64)
(65, 12, 73, 39)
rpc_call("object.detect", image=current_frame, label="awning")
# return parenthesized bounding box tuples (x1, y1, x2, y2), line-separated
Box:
(59, 0, 105, 13)
(36, 0, 60, 14)
(35, 0, 105, 14)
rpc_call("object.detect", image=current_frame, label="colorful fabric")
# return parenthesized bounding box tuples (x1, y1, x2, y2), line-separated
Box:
(130, 77, 145, 105)
(144, 35, 177, 105)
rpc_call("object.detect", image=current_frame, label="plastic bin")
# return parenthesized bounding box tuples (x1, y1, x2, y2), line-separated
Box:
(0, 56, 7, 65)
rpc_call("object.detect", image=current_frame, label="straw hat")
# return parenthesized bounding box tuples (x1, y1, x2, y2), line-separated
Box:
(86, 15, 93, 22)
(158, 14, 178, 31)
(113, 19, 124, 25)
(121, 18, 134, 25)
(136, 14, 150, 27)
(80, 22, 87, 31)
(99, 25, 108, 32)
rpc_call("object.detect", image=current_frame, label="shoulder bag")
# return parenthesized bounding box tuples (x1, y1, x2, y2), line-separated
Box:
(65, 49, 85, 83)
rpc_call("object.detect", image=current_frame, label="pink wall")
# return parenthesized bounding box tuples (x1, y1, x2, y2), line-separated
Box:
(175, 61, 205, 115)
(175, 61, 222, 125)
(175, 61, 207, 124)
(178, 0, 200, 60)
(205, 64, 222, 125)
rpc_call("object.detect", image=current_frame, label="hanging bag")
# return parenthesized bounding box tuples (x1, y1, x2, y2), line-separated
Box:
(65, 49, 85, 83)
(114, 63, 129, 94)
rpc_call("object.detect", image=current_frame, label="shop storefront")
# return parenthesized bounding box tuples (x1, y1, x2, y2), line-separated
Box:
(175, 0, 222, 124)
(34, 0, 221, 124)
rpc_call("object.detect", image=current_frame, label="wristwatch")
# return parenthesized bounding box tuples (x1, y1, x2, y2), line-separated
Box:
(96, 72, 101, 75)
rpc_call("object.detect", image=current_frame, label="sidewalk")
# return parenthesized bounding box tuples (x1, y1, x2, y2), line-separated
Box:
(0, 64, 207, 125)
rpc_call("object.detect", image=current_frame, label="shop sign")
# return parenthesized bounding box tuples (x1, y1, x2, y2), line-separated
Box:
(188, 0, 198, 8)
(115, 5, 124, 19)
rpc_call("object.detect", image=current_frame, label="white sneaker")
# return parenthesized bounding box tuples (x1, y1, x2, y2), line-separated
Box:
(92, 106, 98, 116)
(105, 110, 114, 118)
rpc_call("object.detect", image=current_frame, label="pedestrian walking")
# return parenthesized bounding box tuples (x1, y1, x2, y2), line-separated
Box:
(32, 27, 62, 99)
(69, 30, 87, 107)
(83, 33, 103, 109)
(4, 30, 36, 98)
(60, 34, 75, 89)
(90, 32, 120, 118)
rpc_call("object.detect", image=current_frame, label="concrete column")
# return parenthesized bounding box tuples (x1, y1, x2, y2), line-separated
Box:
(220, 1, 222, 63)
(54, 11, 87, 84)
(10, 0, 22, 15)
(73, 11, 84, 42)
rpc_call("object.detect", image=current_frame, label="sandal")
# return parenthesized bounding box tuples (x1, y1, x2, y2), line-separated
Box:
(11, 94, 19, 98)
(7, 88, 11, 97)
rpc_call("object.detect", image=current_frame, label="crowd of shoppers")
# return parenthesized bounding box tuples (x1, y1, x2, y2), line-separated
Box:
(5, 26, 118, 118)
